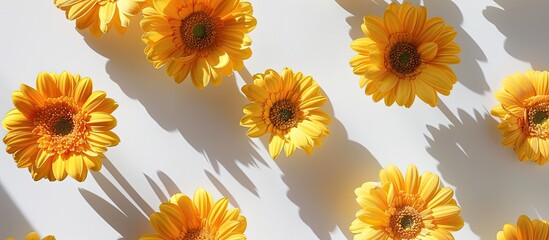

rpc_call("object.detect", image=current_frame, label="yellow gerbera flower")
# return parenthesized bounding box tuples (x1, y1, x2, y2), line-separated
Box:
(2, 71, 120, 182)
(140, 188, 247, 240)
(491, 70, 549, 165)
(497, 215, 549, 240)
(240, 67, 331, 159)
(6, 232, 55, 240)
(54, 0, 146, 36)
(350, 164, 464, 239)
(141, 0, 256, 88)
(350, 2, 461, 107)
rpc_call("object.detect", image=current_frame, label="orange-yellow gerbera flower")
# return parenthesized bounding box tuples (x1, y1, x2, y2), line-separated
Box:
(141, 0, 256, 88)
(350, 164, 464, 239)
(240, 67, 331, 159)
(350, 2, 461, 107)
(54, 0, 147, 36)
(497, 215, 549, 240)
(140, 188, 247, 240)
(6, 232, 56, 240)
(2, 71, 119, 182)
(491, 70, 549, 165)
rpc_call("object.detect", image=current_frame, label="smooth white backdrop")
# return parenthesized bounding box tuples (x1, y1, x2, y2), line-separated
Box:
(1, 0, 548, 239)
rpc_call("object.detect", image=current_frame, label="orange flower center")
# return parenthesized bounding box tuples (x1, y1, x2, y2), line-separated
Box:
(385, 191, 426, 239)
(179, 228, 211, 240)
(389, 206, 422, 239)
(387, 42, 421, 76)
(524, 96, 549, 137)
(32, 97, 88, 155)
(180, 12, 221, 52)
(269, 99, 301, 130)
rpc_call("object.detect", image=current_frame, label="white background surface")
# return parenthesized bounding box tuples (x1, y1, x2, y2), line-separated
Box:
(1, 0, 549, 239)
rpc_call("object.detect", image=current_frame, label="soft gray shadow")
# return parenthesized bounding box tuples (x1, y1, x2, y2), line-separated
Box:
(484, 0, 549, 70)
(336, 0, 488, 94)
(0, 181, 34, 238)
(425, 104, 549, 238)
(80, 161, 154, 240)
(205, 170, 240, 208)
(79, 19, 266, 196)
(275, 102, 381, 240)
(80, 161, 218, 239)
(157, 171, 181, 197)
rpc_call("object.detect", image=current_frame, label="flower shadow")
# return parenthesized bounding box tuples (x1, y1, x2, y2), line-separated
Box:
(484, 0, 549, 70)
(0, 181, 34, 239)
(79, 159, 154, 240)
(425, 104, 549, 238)
(335, 0, 488, 94)
(80, 19, 267, 197)
(79, 159, 186, 240)
(274, 102, 381, 240)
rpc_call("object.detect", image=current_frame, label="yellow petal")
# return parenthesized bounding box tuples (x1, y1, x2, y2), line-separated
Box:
(73, 77, 93, 105)
(268, 134, 284, 159)
(517, 215, 534, 240)
(98, 2, 116, 32)
(418, 42, 438, 62)
(36, 72, 62, 98)
(82, 91, 106, 112)
(208, 198, 229, 228)
(383, 10, 401, 35)
(88, 112, 117, 131)
(52, 155, 68, 181)
(418, 171, 440, 203)
(66, 155, 87, 181)
(193, 188, 213, 219)
(150, 212, 180, 239)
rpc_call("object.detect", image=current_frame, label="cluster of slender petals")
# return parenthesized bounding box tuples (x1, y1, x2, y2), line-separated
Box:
(54, 0, 147, 36)
(2, 72, 119, 181)
(140, 188, 247, 240)
(497, 215, 549, 240)
(491, 70, 549, 165)
(350, 164, 464, 240)
(350, 2, 461, 107)
(240, 67, 331, 159)
(6, 232, 55, 240)
(141, 0, 256, 88)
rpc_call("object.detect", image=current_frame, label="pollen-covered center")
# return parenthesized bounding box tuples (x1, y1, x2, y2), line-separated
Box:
(32, 96, 88, 155)
(269, 99, 301, 130)
(389, 206, 423, 239)
(526, 101, 549, 137)
(388, 42, 421, 75)
(180, 12, 219, 50)
(179, 228, 211, 240)
(53, 116, 74, 136)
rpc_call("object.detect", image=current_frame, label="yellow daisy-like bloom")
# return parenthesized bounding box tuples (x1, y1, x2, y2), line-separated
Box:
(491, 70, 549, 165)
(350, 164, 464, 240)
(240, 67, 331, 159)
(54, 0, 146, 36)
(140, 188, 247, 240)
(6, 232, 55, 240)
(350, 2, 461, 107)
(2, 72, 119, 182)
(141, 0, 256, 88)
(497, 215, 549, 240)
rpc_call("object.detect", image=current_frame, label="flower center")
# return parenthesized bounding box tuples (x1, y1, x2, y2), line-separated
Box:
(269, 99, 300, 130)
(388, 42, 421, 76)
(179, 228, 211, 240)
(53, 116, 74, 136)
(389, 206, 422, 239)
(180, 12, 219, 50)
(526, 101, 549, 137)
(32, 97, 88, 155)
